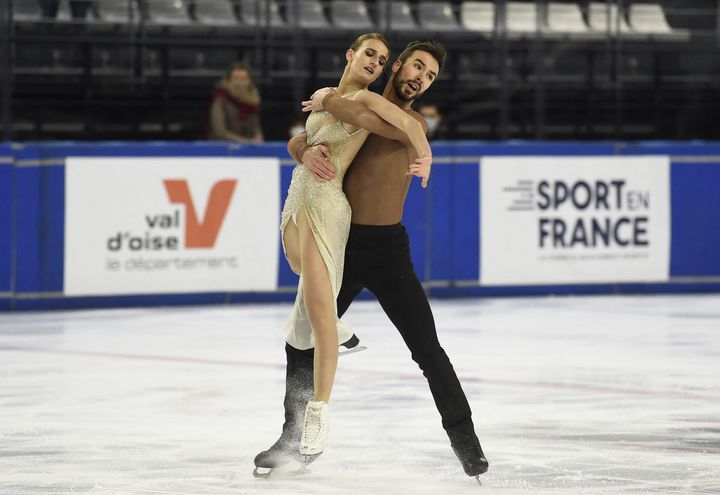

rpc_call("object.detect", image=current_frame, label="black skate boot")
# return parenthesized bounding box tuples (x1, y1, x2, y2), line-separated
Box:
(338, 333, 367, 356)
(447, 421, 489, 482)
(253, 344, 314, 477)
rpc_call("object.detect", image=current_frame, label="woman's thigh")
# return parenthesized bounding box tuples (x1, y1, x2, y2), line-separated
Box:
(296, 208, 334, 322)
(283, 218, 302, 275)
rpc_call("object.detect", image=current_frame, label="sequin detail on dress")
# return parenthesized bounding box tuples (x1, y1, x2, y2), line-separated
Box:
(281, 109, 361, 350)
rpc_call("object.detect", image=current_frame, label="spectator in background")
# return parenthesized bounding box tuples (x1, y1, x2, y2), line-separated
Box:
(208, 62, 264, 143)
(418, 103, 449, 140)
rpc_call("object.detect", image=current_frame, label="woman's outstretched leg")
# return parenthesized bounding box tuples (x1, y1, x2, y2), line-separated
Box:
(296, 208, 338, 402)
(280, 208, 337, 459)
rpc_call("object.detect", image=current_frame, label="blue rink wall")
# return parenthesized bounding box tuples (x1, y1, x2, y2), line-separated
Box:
(1, 141, 719, 310)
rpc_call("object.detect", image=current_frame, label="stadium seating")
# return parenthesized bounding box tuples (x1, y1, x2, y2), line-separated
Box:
(417, 1, 460, 31)
(330, 0, 373, 30)
(545, 2, 597, 38)
(143, 0, 194, 27)
(460, 1, 494, 33)
(506, 2, 540, 36)
(238, 0, 285, 27)
(4, 0, 716, 142)
(375, 1, 418, 31)
(86, 0, 139, 27)
(292, 0, 330, 28)
(193, 0, 239, 27)
(628, 2, 690, 40)
(12, 0, 44, 22)
(588, 2, 633, 35)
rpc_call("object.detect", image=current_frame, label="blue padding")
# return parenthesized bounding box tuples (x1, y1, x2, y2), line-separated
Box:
(0, 145, 12, 295)
(452, 141, 617, 157)
(428, 161, 452, 281)
(620, 142, 720, 156)
(278, 163, 300, 288)
(451, 161, 480, 281)
(431, 284, 619, 298)
(11, 289, 375, 310)
(669, 164, 720, 276)
(39, 165, 65, 291)
(228, 142, 289, 158)
(13, 145, 42, 293)
(430, 282, 720, 298)
(36, 141, 247, 158)
(14, 292, 231, 310)
(404, 174, 429, 281)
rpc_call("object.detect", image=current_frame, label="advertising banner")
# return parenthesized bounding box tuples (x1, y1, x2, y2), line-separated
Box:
(65, 157, 280, 295)
(480, 156, 670, 285)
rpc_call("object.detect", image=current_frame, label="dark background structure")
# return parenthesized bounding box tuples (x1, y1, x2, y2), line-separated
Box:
(0, 0, 718, 142)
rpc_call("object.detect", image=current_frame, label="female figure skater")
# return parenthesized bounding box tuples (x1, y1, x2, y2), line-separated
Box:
(279, 33, 432, 463)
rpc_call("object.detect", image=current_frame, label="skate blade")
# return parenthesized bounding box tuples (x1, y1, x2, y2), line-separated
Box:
(253, 463, 308, 479)
(339, 345, 367, 356)
(252, 467, 273, 479)
(299, 452, 322, 465)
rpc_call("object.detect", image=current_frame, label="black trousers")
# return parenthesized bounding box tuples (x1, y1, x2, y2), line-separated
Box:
(335, 223, 473, 432)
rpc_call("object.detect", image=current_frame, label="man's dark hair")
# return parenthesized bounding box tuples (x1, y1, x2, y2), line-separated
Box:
(397, 40, 446, 73)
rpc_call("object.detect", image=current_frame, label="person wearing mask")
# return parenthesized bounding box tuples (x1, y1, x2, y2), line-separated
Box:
(418, 103, 449, 140)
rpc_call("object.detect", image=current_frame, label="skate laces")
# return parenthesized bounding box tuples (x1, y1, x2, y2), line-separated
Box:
(302, 402, 326, 445)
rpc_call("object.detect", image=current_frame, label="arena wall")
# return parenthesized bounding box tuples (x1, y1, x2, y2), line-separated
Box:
(1, 141, 719, 310)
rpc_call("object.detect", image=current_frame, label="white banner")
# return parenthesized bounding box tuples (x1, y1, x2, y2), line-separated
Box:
(65, 157, 280, 295)
(480, 156, 670, 285)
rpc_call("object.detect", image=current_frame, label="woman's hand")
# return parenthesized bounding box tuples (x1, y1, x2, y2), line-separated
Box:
(302, 87, 337, 112)
(407, 155, 432, 189)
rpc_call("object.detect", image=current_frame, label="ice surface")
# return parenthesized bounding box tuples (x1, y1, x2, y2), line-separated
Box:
(1, 294, 719, 494)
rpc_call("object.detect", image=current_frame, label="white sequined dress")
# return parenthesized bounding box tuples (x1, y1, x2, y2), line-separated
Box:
(281, 109, 363, 350)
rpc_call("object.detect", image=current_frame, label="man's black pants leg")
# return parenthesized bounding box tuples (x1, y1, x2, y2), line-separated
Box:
(339, 224, 473, 431)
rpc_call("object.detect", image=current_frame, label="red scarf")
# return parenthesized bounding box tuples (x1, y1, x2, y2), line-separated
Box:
(213, 87, 261, 121)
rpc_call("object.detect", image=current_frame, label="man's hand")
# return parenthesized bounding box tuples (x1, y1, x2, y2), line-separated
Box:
(407, 155, 432, 189)
(302, 87, 337, 113)
(302, 144, 335, 182)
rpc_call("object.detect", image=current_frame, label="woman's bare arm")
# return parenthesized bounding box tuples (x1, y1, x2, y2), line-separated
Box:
(321, 92, 409, 144)
(351, 90, 431, 160)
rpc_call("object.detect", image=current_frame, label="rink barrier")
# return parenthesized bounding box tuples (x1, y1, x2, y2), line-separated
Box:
(1, 141, 720, 310)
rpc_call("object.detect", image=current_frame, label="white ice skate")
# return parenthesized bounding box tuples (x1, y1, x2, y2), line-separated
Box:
(299, 400, 329, 463)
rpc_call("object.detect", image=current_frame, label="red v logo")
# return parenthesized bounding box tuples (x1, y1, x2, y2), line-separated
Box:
(164, 179, 237, 248)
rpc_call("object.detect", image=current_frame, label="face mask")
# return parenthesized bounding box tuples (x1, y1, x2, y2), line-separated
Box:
(425, 116, 438, 134)
(290, 125, 305, 137)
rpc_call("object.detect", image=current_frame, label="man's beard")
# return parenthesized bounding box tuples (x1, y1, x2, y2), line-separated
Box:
(392, 76, 418, 102)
